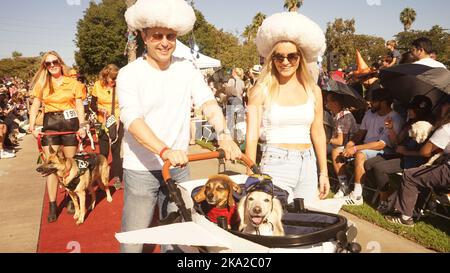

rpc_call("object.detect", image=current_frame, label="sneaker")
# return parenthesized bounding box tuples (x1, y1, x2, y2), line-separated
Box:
(334, 189, 346, 199)
(343, 192, 364, 206)
(0, 150, 16, 159)
(377, 201, 390, 214)
(17, 133, 26, 140)
(385, 215, 414, 227)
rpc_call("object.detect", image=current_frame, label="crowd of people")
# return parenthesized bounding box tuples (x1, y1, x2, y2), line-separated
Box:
(2, 0, 449, 253)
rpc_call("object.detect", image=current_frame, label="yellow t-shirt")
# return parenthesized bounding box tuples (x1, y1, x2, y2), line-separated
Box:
(91, 81, 120, 123)
(31, 76, 86, 113)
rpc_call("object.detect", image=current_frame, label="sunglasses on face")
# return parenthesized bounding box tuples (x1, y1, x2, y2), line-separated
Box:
(150, 32, 177, 42)
(44, 60, 61, 68)
(272, 52, 301, 64)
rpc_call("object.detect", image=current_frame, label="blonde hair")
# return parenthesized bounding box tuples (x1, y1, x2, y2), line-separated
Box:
(256, 41, 316, 104)
(234, 68, 244, 79)
(30, 51, 69, 96)
(386, 40, 398, 48)
(99, 64, 119, 87)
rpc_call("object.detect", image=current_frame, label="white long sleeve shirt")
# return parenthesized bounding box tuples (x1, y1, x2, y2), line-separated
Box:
(117, 57, 214, 171)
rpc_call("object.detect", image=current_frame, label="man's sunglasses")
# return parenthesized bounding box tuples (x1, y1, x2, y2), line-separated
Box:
(150, 33, 177, 42)
(272, 52, 301, 64)
(44, 60, 61, 68)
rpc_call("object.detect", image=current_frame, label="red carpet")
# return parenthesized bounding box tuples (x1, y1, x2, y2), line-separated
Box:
(37, 134, 160, 253)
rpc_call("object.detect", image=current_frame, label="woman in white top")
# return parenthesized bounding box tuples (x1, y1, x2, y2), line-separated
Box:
(246, 12, 330, 204)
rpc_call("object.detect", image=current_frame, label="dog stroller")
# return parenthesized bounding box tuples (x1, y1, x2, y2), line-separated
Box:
(115, 150, 361, 253)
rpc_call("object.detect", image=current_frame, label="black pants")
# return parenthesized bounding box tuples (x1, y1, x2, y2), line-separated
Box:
(98, 122, 124, 180)
(364, 156, 402, 191)
(395, 163, 450, 217)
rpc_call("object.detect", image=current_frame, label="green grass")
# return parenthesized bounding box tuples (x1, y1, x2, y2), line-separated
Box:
(343, 200, 450, 253)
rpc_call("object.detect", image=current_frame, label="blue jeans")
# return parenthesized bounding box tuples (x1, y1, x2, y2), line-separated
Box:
(260, 146, 318, 204)
(120, 167, 190, 253)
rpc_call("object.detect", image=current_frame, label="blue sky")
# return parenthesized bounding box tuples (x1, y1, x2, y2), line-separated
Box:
(0, 0, 449, 66)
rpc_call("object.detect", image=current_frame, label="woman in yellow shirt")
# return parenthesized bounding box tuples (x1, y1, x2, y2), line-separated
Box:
(28, 51, 87, 223)
(91, 64, 123, 189)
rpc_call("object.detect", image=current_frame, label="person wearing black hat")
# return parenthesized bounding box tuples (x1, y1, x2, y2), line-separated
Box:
(339, 88, 405, 205)
(364, 95, 433, 214)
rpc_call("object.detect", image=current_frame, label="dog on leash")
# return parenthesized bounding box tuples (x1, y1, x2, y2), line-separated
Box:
(237, 186, 284, 236)
(36, 147, 112, 225)
(409, 121, 443, 166)
(194, 174, 242, 228)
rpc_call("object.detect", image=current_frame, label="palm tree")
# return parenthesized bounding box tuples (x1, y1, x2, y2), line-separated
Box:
(243, 12, 266, 42)
(125, 0, 137, 63)
(284, 0, 304, 12)
(400, 7, 417, 32)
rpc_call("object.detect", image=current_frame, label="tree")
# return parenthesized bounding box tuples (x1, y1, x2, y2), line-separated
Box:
(243, 12, 266, 42)
(12, 51, 22, 58)
(125, 0, 137, 63)
(325, 18, 356, 67)
(352, 35, 386, 65)
(75, 0, 129, 77)
(284, 0, 303, 12)
(0, 56, 40, 79)
(400, 7, 417, 32)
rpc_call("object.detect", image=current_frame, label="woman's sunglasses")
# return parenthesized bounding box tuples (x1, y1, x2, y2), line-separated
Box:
(150, 32, 177, 42)
(272, 52, 301, 64)
(44, 60, 61, 68)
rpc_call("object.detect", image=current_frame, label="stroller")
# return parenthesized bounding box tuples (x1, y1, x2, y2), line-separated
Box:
(116, 150, 361, 253)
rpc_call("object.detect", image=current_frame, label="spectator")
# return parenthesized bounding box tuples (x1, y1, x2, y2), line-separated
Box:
(411, 37, 447, 69)
(386, 40, 401, 67)
(225, 68, 246, 139)
(341, 88, 404, 205)
(325, 92, 358, 197)
(364, 95, 433, 213)
(386, 98, 450, 226)
(399, 51, 417, 64)
(0, 122, 15, 159)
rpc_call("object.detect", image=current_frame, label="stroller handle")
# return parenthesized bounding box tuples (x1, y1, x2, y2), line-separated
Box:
(162, 149, 260, 182)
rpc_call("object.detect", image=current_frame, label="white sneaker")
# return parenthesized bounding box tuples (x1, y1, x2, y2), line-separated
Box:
(343, 192, 364, 206)
(334, 189, 346, 199)
(0, 150, 16, 159)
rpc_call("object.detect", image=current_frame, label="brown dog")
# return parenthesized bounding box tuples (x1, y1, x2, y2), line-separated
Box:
(194, 175, 242, 228)
(36, 147, 112, 225)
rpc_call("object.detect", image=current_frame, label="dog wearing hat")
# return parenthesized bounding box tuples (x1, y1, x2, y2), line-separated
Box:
(237, 175, 285, 236)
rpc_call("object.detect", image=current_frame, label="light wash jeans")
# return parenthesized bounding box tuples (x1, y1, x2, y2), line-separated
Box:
(120, 167, 190, 253)
(260, 146, 319, 204)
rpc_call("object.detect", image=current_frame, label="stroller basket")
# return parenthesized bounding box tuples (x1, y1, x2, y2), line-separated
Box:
(228, 211, 347, 248)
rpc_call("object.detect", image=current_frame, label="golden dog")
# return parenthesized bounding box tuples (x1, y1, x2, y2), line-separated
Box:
(36, 147, 112, 225)
(237, 191, 285, 236)
(194, 174, 242, 228)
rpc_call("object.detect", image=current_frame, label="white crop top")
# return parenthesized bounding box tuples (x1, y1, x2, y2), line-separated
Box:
(262, 95, 315, 144)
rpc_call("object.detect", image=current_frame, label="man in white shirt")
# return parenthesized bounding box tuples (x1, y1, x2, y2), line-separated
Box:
(341, 88, 404, 205)
(119, 0, 241, 253)
(411, 37, 447, 69)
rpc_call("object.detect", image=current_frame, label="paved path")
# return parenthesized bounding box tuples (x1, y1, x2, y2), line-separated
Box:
(0, 138, 434, 253)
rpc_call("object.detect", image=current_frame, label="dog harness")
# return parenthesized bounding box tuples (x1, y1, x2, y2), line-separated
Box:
(64, 153, 99, 191)
(207, 205, 239, 226)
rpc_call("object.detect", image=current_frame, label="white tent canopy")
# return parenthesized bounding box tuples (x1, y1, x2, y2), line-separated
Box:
(173, 40, 221, 69)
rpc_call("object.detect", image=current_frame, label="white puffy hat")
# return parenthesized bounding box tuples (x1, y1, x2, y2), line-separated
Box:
(125, 0, 196, 35)
(256, 12, 326, 63)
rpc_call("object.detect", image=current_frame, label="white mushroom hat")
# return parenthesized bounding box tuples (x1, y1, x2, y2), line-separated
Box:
(125, 0, 196, 35)
(256, 12, 326, 63)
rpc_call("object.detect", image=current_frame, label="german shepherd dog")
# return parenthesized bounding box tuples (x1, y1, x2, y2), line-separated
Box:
(36, 147, 112, 225)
